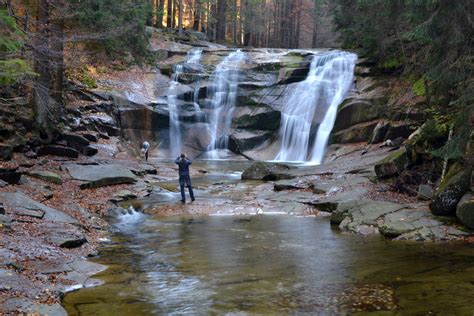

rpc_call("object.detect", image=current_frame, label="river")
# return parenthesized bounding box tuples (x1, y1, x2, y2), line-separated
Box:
(63, 160, 474, 315)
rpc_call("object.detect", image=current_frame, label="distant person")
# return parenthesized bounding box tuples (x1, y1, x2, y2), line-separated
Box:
(142, 141, 150, 162)
(175, 153, 195, 203)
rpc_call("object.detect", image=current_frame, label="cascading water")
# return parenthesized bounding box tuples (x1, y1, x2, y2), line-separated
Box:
(275, 51, 357, 163)
(167, 48, 204, 157)
(206, 50, 247, 159)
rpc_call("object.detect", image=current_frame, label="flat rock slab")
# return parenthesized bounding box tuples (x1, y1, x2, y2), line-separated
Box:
(27, 170, 62, 184)
(129, 164, 158, 176)
(39, 222, 87, 248)
(313, 187, 370, 212)
(65, 164, 138, 189)
(395, 225, 469, 242)
(1, 298, 67, 316)
(331, 200, 405, 232)
(0, 192, 77, 224)
(379, 209, 443, 237)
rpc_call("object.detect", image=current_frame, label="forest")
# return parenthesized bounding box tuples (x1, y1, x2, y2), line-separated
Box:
(1, 0, 472, 161)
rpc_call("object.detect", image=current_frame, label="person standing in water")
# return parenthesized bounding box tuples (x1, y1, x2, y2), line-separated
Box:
(175, 153, 195, 203)
(142, 141, 150, 162)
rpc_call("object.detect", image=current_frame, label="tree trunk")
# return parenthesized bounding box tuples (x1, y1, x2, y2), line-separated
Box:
(312, 0, 318, 47)
(49, 2, 64, 106)
(232, 0, 237, 43)
(193, 0, 201, 30)
(32, 0, 50, 128)
(216, 0, 227, 42)
(158, 0, 165, 28)
(178, 0, 183, 33)
(167, 0, 173, 27)
(172, 0, 177, 28)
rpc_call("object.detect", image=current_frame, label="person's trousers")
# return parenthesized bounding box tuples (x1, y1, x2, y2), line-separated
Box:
(179, 175, 195, 201)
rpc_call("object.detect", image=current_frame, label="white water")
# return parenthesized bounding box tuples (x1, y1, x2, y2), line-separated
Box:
(206, 50, 247, 159)
(275, 51, 357, 163)
(168, 48, 204, 157)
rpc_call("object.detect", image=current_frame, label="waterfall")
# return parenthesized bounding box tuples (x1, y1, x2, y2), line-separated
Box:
(206, 50, 247, 159)
(275, 51, 357, 163)
(167, 48, 204, 157)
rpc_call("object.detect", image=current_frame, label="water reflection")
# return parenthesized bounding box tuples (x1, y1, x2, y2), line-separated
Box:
(63, 214, 474, 315)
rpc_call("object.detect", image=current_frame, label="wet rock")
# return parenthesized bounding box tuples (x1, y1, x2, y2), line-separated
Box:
(277, 66, 310, 84)
(429, 166, 471, 216)
(110, 190, 137, 202)
(0, 191, 78, 224)
(374, 147, 407, 178)
(332, 121, 379, 144)
(331, 200, 405, 233)
(233, 110, 281, 131)
(0, 179, 7, 187)
(65, 163, 138, 189)
(417, 184, 434, 200)
(395, 225, 469, 242)
(274, 179, 310, 191)
(379, 209, 442, 237)
(0, 214, 12, 229)
(241, 162, 295, 181)
(456, 193, 474, 229)
(37, 145, 79, 158)
(0, 142, 13, 160)
(229, 131, 272, 152)
(0, 167, 21, 184)
(333, 100, 380, 133)
(27, 170, 62, 184)
(0, 203, 5, 214)
(83, 145, 98, 156)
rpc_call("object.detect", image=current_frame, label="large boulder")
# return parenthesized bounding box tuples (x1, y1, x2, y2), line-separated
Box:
(429, 166, 471, 216)
(374, 147, 408, 178)
(277, 67, 310, 85)
(233, 111, 281, 131)
(37, 145, 79, 158)
(456, 193, 474, 229)
(241, 162, 295, 181)
(65, 164, 138, 189)
(229, 131, 272, 152)
(333, 100, 381, 132)
(331, 121, 379, 144)
(0, 167, 21, 184)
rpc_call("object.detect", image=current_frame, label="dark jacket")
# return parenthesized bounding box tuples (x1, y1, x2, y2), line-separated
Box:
(175, 157, 192, 176)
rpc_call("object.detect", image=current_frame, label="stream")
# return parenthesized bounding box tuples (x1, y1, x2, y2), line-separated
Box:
(63, 161, 474, 315)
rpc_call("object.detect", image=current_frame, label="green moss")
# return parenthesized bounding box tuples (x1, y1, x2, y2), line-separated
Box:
(77, 70, 98, 88)
(380, 57, 403, 70)
(412, 78, 426, 96)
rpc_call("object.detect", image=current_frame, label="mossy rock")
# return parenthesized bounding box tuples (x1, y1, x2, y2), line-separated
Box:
(430, 164, 472, 216)
(456, 193, 474, 229)
(374, 147, 408, 178)
(156, 182, 179, 192)
(28, 170, 62, 184)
